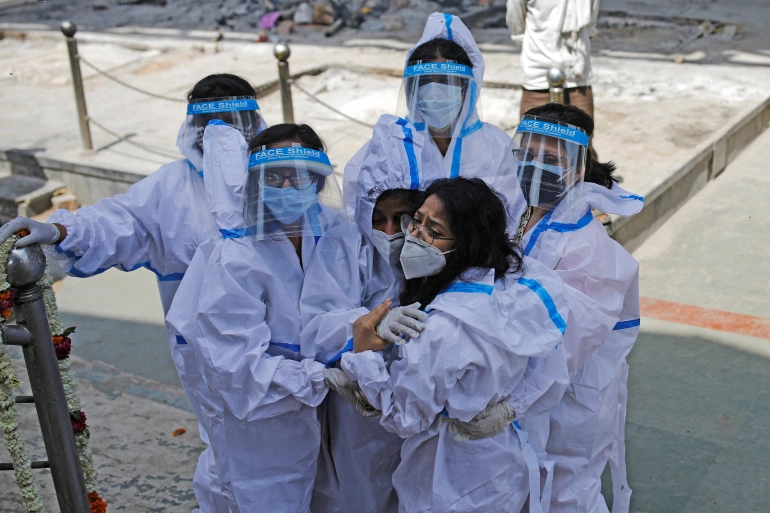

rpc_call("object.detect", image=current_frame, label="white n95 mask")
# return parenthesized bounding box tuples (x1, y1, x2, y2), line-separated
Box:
(416, 82, 464, 131)
(371, 230, 405, 267)
(399, 234, 455, 279)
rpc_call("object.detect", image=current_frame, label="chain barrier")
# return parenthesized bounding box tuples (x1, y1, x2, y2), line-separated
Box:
(78, 54, 187, 103)
(291, 81, 375, 129)
(88, 117, 182, 160)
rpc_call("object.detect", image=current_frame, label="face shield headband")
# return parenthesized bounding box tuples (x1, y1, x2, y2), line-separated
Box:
(186, 96, 262, 151)
(241, 145, 335, 241)
(513, 116, 589, 211)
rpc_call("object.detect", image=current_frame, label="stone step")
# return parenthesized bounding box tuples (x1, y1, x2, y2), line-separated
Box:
(0, 175, 65, 224)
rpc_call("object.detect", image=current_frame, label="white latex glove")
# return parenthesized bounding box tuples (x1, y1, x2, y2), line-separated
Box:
(375, 302, 428, 345)
(323, 367, 381, 418)
(444, 401, 517, 442)
(0, 217, 61, 248)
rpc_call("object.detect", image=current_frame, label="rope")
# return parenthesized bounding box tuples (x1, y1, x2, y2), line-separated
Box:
(291, 81, 375, 128)
(88, 117, 182, 160)
(78, 54, 187, 103)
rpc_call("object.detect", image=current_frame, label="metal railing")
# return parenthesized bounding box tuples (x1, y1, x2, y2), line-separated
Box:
(0, 245, 90, 513)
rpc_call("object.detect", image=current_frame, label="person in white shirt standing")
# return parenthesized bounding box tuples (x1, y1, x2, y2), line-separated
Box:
(507, 0, 599, 122)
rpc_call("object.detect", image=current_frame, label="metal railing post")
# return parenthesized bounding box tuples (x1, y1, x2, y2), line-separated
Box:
(7, 245, 90, 513)
(274, 42, 295, 123)
(60, 21, 93, 151)
(547, 67, 566, 104)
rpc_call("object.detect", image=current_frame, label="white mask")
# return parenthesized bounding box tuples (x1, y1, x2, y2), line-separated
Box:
(371, 230, 405, 267)
(415, 82, 464, 131)
(399, 234, 455, 280)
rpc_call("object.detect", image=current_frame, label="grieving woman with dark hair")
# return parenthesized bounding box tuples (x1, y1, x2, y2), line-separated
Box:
(338, 177, 569, 512)
(167, 122, 347, 512)
(341, 12, 512, 217)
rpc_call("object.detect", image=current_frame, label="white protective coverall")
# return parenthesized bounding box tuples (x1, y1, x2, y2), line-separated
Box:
(342, 262, 569, 513)
(506, 0, 599, 90)
(46, 119, 235, 512)
(165, 123, 342, 513)
(342, 13, 511, 216)
(300, 115, 447, 513)
(516, 182, 643, 513)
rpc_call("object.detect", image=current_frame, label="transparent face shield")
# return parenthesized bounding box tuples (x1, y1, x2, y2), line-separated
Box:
(397, 61, 476, 138)
(509, 115, 589, 212)
(184, 96, 263, 153)
(242, 144, 343, 241)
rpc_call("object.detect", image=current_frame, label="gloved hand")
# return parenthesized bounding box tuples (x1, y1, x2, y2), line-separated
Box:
(323, 367, 381, 418)
(375, 302, 428, 345)
(0, 217, 62, 248)
(444, 401, 516, 442)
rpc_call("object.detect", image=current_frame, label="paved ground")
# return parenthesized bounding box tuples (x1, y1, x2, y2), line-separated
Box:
(602, 124, 770, 511)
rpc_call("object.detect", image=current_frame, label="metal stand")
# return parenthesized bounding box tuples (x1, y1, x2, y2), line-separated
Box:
(0, 245, 90, 513)
(61, 21, 93, 151)
(547, 67, 566, 104)
(274, 42, 295, 124)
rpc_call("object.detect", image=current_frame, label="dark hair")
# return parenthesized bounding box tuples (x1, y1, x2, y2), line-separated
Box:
(248, 123, 326, 153)
(244, 124, 328, 226)
(375, 188, 425, 213)
(400, 177, 522, 309)
(408, 38, 472, 67)
(187, 74, 256, 101)
(523, 103, 617, 189)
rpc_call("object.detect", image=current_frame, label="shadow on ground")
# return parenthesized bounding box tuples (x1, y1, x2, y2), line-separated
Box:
(602, 328, 770, 512)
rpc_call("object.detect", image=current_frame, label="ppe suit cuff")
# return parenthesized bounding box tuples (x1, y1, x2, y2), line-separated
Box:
(47, 209, 83, 258)
(340, 350, 388, 409)
(271, 358, 328, 408)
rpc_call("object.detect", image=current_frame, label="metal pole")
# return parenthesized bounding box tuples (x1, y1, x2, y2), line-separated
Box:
(61, 21, 93, 151)
(547, 67, 566, 104)
(7, 246, 90, 513)
(274, 42, 295, 124)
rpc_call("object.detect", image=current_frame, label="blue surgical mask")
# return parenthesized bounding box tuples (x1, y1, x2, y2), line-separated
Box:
(416, 82, 464, 130)
(262, 183, 318, 225)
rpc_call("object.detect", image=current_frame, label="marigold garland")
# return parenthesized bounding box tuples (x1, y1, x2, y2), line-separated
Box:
(0, 233, 107, 512)
(0, 233, 46, 513)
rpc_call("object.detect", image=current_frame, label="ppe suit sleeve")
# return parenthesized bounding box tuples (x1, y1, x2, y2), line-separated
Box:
(342, 312, 529, 439)
(506, 0, 527, 36)
(186, 239, 328, 421)
(47, 167, 169, 277)
(555, 224, 638, 379)
(300, 231, 370, 365)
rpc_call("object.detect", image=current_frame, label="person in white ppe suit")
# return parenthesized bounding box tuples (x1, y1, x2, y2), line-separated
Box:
(502, 102, 642, 513)
(506, 0, 599, 121)
(342, 13, 511, 216)
(338, 177, 569, 512)
(166, 121, 346, 513)
(300, 118, 448, 513)
(0, 73, 266, 513)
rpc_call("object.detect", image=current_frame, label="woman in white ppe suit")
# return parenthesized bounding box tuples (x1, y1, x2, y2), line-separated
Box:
(166, 121, 346, 513)
(300, 120, 448, 513)
(0, 73, 267, 513)
(342, 12, 512, 216)
(339, 177, 569, 512)
(504, 103, 643, 513)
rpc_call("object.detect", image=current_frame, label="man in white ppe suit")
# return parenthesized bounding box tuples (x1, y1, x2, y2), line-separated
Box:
(504, 103, 642, 513)
(342, 12, 512, 217)
(507, 0, 599, 120)
(167, 121, 346, 513)
(300, 113, 446, 513)
(0, 74, 267, 513)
